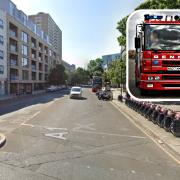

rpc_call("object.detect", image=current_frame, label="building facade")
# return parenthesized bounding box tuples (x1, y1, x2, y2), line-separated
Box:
(29, 13, 62, 61)
(61, 60, 76, 72)
(102, 53, 121, 70)
(0, 9, 7, 95)
(0, 0, 60, 95)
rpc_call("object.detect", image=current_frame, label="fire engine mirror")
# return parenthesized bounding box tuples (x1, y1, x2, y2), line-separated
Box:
(135, 37, 140, 49)
(127, 10, 180, 101)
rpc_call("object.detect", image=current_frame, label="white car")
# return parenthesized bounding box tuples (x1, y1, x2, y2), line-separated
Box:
(70, 86, 82, 99)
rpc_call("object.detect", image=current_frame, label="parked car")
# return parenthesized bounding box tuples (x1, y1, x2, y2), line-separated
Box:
(46, 85, 58, 92)
(69, 87, 82, 99)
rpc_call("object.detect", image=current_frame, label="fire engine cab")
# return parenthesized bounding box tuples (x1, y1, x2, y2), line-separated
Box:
(135, 14, 180, 96)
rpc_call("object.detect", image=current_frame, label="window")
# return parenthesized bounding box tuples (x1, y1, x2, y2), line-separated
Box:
(0, 65, 4, 74)
(22, 70, 29, 80)
(0, 35, 3, 45)
(0, 19, 3, 29)
(0, 50, 3, 60)
(22, 57, 29, 68)
(21, 32, 28, 43)
(22, 45, 28, 56)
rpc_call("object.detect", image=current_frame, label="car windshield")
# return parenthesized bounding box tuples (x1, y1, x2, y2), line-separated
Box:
(145, 24, 180, 50)
(71, 88, 81, 92)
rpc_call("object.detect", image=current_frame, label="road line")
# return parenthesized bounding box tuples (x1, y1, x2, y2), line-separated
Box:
(110, 101, 180, 165)
(73, 129, 146, 139)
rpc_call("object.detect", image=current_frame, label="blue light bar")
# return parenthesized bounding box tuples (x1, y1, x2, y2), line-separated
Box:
(144, 14, 163, 20)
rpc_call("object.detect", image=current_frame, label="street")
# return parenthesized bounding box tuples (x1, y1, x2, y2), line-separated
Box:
(0, 88, 179, 179)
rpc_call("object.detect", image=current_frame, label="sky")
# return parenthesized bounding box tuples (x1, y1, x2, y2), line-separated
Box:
(12, 0, 144, 67)
(128, 10, 180, 50)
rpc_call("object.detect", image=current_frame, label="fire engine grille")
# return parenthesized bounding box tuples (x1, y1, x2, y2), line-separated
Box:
(162, 61, 180, 67)
(162, 76, 180, 80)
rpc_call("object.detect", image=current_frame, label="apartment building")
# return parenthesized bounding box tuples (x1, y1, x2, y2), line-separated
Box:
(0, 9, 7, 95)
(0, 0, 60, 95)
(29, 13, 62, 61)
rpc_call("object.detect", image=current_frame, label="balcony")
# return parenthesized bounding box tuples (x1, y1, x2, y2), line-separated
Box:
(32, 64, 36, 71)
(32, 54, 36, 59)
(10, 45, 18, 53)
(9, 30, 17, 38)
(10, 59, 18, 66)
(10, 75, 19, 81)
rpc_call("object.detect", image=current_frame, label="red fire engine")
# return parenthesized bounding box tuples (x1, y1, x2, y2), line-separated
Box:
(135, 14, 180, 96)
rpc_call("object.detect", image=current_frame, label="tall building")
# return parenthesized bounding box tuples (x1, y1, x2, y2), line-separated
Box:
(0, 9, 7, 95)
(29, 13, 62, 61)
(102, 53, 121, 70)
(0, 0, 60, 95)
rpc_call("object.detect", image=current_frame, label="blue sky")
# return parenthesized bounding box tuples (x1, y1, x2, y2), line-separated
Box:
(13, 0, 144, 67)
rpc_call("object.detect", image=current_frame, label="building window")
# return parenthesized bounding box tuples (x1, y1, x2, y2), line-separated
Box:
(0, 19, 3, 29)
(22, 31, 28, 43)
(22, 57, 29, 68)
(0, 50, 3, 60)
(22, 45, 28, 56)
(0, 65, 4, 74)
(0, 35, 4, 45)
(22, 70, 29, 80)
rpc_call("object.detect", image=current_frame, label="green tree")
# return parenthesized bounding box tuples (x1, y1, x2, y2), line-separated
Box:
(48, 64, 67, 85)
(87, 58, 104, 77)
(106, 58, 126, 87)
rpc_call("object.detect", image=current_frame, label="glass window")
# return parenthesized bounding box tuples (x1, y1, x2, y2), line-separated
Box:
(0, 50, 3, 60)
(0, 19, 3, 29)
(0, 35, 4, 45)
(22, 45, 28, 56)
(22, 70, 29, 80)
(0, 65, 4, 74)
(22, 57, 29, 68)
(21, 31, 28, 43)
(145, 24, 180, 50)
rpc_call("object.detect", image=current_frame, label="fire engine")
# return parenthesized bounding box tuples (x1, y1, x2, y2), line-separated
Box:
(135, 14, 180, 96)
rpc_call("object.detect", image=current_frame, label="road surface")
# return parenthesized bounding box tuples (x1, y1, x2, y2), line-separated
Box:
(0, 88, 179, 179)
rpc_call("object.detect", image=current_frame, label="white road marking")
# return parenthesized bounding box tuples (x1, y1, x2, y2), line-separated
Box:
(131, 170, 136, 174)
(73, 123, 96, 131)
(110, 168, 114, 171)
(21, 123, 34, 127)
(45, 127, 68, 131)
(45, 132, 68, 140)
(73, 129, 146, 139)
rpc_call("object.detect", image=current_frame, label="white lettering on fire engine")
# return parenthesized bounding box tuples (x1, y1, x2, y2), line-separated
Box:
(162, 55, 166, 59)
(167, 67, 180, 71)
(170, 56, 175, 59)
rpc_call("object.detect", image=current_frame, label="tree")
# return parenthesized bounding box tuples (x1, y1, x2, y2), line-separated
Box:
(48, 64, 67, 85)
(87, 58, 104, 77)
(68, 68, 90, 85)
(117, 0, 180, 46)
(106, 58, 126, 87)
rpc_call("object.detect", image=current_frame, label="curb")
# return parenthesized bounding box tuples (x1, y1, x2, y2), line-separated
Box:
(0, 133, 6, 148)
(111, 100, 180, 165)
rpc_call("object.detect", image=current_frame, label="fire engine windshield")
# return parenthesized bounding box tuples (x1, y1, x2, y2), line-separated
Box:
(145, 24, 180, 50)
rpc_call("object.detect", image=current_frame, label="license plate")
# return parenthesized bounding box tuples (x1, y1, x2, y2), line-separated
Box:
(167, 67, 180, 71)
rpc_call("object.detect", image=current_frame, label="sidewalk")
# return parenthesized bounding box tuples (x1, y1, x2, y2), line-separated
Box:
(112, 89, 180, 163)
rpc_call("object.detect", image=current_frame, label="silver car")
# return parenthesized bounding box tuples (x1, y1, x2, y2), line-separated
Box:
(70, 87, 82, 99)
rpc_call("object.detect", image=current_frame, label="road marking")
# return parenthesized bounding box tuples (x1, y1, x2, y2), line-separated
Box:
(73, 129, 146, 139)
(21, 123, 34, 127)
(73, 123, 96, 131)
(111, 101, 180, 165)
(45, 127, 68, 131)
(45, 132, 68, 140)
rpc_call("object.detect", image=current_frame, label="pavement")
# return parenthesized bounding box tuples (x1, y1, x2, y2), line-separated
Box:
(0, 88, 179, 179)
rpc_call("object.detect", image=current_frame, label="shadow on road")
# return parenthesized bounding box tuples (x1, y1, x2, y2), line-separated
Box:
(0, 89, 70, 116)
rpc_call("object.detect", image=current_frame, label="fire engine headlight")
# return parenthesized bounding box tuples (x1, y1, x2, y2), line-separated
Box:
(155, 76, 160, 80)
(153, 60, 159, 65)
(148, 76, 153, 80)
